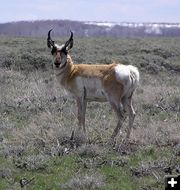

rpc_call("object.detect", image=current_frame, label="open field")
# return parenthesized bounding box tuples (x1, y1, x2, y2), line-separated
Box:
(0, 37, 180, 190)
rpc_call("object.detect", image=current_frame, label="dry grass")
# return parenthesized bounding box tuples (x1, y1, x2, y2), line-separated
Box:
(1, 66, 179, 152)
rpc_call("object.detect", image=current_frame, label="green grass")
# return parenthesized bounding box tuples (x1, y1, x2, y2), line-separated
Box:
(0, 147, 179, 189)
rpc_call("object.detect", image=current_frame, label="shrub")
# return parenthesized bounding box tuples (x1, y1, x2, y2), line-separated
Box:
(60, 173, 105, 190)
(0, 168, 12, 179)
(77, 144, 102, 158)
(2, 145, 24, 157)
(14, 154, 50, 171)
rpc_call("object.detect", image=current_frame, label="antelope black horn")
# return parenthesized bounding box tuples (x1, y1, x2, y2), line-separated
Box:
(64, 30, 73, 48)
(47, 29, 55, 48)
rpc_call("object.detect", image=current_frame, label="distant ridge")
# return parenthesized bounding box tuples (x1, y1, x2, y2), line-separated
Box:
(0, 20, 180, 37)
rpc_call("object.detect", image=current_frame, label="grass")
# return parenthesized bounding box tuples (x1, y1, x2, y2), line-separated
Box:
(0, 36, 180, 189)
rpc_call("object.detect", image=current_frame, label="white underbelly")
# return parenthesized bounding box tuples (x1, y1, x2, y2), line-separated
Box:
(76, 77, 107, 101)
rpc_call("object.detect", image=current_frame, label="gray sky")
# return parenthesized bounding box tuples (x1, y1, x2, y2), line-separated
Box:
(0, 0, 179, 23)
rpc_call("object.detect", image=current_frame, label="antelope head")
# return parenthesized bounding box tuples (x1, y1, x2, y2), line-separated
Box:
(47, 29, 73, 68)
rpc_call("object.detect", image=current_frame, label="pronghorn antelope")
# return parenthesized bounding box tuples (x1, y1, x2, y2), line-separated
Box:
(47, 29, 140, 139)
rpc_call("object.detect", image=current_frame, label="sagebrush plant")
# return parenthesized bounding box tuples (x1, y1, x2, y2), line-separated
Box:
(60, 173, 105, 190)
(0, 168, 12, 179)
(14, 154, 50, 171)
(76, 144, 103, 158)
(0, 37, 180, 190)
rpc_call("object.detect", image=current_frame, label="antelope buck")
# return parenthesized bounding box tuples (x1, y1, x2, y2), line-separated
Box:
(47, 29, 140, 139)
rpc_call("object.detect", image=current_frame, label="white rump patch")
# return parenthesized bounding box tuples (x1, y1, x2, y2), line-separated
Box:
(127, 65, 140, 83)
(115, 64, 139, 95)
(115, 65, 131, 84)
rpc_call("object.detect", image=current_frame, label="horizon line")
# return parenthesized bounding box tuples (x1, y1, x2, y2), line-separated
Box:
(0, 19, 180, 25)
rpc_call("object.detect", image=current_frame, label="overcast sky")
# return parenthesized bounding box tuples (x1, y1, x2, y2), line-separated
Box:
(0, 0, 179, 23)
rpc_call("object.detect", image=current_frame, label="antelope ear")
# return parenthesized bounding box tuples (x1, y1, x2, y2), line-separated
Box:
(51, 46, 57, 55)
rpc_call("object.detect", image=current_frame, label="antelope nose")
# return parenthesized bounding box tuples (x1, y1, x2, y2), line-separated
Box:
(54, 62, 60, 68)
(54, 58, 61, 66)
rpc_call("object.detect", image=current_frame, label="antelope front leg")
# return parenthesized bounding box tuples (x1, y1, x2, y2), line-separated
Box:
(77, 99, 87, 132)
(76, 88, 87, 132)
